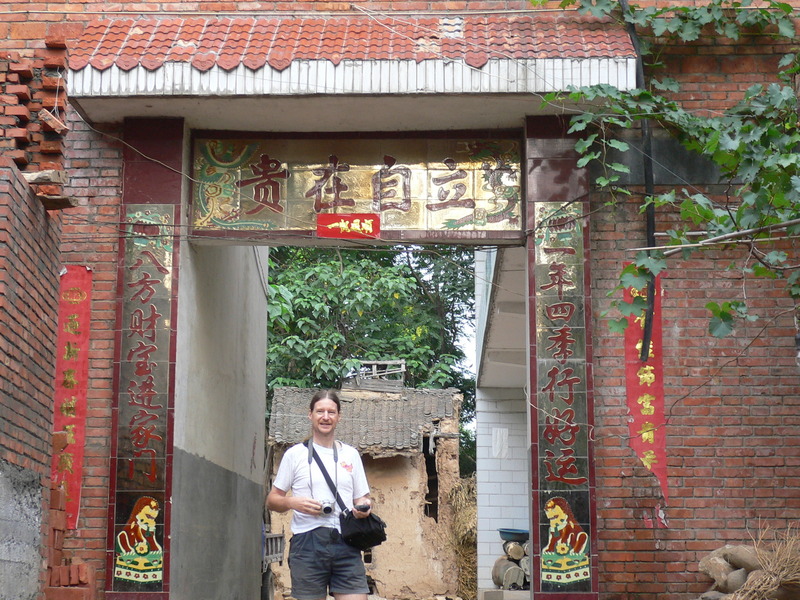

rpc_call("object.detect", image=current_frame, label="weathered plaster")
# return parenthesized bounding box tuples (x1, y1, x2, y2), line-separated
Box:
(270, 434, 462, 600)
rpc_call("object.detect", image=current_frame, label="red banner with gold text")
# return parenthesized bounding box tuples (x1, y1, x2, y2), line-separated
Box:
(317, 213, 381, 239)
(624, 275, 669, 504)
(51, 265, 92, 529)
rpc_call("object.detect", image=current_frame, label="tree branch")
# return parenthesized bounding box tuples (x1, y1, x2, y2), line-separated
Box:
(627, 218, 800, 256)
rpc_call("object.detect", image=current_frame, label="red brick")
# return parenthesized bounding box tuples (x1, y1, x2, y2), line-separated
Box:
(9, 128, 30, 143)
(52, 431, 69, 454)
(43, 55, 67, 70)
(40, 95, 68, 111)
(9, 22, 47, 41)
(39, 140, 63, 154)
(42, 76, 66, 91)
(8, 61, 34, 79)
(52, 529, 64, 550)
(47, 22, 87, 43)
(45, 37, 68, 49)
(39, 108, 69, 134)
(35, 184, 63, 196)
(7, 149, 28, 165)
(49, 509, 66, 531)
(77, 563, 92, 585)
(6, 104, 30, 123)
(49, 547, 63, 567)
(50, 486, 67, 511)
(7, 84, 31, 102)
(44, 588, 93, 600)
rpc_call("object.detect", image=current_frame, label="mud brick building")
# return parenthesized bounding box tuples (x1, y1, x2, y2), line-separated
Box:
(268, 385, 463, 599)
(1, 1, 799, 599)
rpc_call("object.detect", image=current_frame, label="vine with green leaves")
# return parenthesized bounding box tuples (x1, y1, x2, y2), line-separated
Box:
(534, 0, 800, 337)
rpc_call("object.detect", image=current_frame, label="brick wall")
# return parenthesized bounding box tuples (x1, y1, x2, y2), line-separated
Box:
(0, 1, 797, 599)
(1, 11, 127, 588)
(44, 459, 98, 600)
(0, 157, 61, 471)
(654, 29, 795, 114)
(57, 117, 124, 594)
(0, 157, 62, 598)
(475, 390, 530, 589)
(0, 44, 69, 191)
(590, 196, 800, 598)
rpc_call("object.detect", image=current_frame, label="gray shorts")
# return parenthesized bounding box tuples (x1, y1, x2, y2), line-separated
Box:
(288, 527, 369, 600)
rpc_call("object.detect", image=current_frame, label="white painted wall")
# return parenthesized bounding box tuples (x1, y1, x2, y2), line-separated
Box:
(174, 243, 269, 483)
(171, 242, 270, 598)
(474, 248, 532, 591)
(474, 249, 496, 379)
(475, 387, 530, 591)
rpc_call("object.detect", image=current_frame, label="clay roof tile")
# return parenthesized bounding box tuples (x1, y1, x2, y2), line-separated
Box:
(139, 19, 181, 71)
(242, 19, 277, 70)
(116, 19, 158, 71)
(68, 13, 635, 74)
(68, 19, 110, 70)
(84, 19, 132, 71)
(191, 52, 217, 72)
(267, 20, 302, 71)
(269, 386, 459, 454)
(217, 18, 254, 71)
(296, 19, 324, 61)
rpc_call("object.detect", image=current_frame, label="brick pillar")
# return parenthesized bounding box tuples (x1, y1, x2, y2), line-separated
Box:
(525, 116, 598, 596)
(105, 118, 184, 598)
(45, 446, 97, 600)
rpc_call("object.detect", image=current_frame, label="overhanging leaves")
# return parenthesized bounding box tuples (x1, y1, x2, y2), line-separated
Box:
(531, 0, 800, 337)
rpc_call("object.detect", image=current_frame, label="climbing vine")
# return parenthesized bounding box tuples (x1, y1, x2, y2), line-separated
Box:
(534, 0, 800, 336)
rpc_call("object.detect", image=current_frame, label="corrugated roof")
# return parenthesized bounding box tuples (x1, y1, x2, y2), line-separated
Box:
(268, 386, 460, 455)
(68, 13, 635, 74)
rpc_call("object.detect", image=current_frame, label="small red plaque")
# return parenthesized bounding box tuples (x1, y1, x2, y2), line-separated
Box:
(317, 213, 380, 239)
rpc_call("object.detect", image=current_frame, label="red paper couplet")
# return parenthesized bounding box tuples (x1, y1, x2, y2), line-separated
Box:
(51, 265, 93, 529)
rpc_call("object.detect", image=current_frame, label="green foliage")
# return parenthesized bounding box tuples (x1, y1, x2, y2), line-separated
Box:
(267, 244, 476, 417)
(535, 0, 800, 336)
(459, 425, 476, 477)
(706, 300, 758, 337)
(537, 0, 797, 44)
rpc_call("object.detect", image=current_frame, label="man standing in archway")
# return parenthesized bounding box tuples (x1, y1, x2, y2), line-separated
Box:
(267, 390, 374, 600)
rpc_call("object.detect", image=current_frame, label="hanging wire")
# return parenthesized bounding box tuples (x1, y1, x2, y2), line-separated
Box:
(52, 3, 797, 396)
(54, 0, 795, 317)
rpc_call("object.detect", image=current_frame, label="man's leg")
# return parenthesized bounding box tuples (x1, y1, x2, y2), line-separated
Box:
(333, 593, 368, 600)
(289, 529, 333, 600)
(329, 539, 369, 599)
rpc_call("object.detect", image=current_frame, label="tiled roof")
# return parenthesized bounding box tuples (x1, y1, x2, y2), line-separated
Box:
(68, 13, 635, 74)
(268, 386, 459, 455)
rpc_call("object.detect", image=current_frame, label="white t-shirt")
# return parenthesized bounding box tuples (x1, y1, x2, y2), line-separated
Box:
(273, 440, 370, 534)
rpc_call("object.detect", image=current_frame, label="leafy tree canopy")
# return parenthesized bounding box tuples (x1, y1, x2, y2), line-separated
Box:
(267, 245, 476, 473)
(533, 0, 800, 337)
(267, 245, 474, 388)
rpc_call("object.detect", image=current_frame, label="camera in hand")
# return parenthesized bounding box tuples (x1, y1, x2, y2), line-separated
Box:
(320, 500, 334, 515)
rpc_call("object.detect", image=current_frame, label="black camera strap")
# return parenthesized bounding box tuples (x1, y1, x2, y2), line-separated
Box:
(306, 439, 348, 514)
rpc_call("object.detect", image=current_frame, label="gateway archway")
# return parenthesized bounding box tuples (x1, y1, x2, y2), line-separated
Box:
(110, 125, 524, 595)
(100, 117, 595, 599)
(63, 12, 637, 599)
